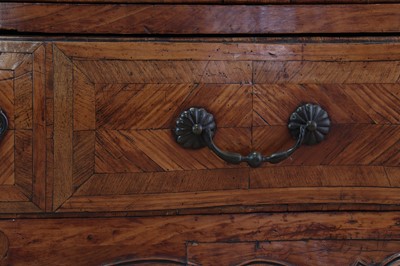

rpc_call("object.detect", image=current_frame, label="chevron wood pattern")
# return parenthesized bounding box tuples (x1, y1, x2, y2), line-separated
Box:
(251, 125, 400, 166)
(14, 130, 32, 198)
(73, 131, 95, 190)
(95, 84, 194, 129)
(95, 129, 164, 173)
(253, 84, 400, 126)
(95, 128, 251, 173)
(0, 76, 14, 186)
(14, 58, 33, 130)
(0, 132, 14, 185)
(46, 40, 400, 213)
(95, 84, 251, 129)
(0, 42, 47, 213)
(73, 66, 95, 131)
(0, 78, 14, 130)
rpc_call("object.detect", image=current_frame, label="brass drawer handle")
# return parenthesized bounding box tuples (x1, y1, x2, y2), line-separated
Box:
(0, 109, 7, 141)
(174, 104, 330, 168)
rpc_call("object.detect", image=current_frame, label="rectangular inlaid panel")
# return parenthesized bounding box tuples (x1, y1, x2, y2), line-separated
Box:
(0, 41, 47, 213)
(53, 40, 400, 213)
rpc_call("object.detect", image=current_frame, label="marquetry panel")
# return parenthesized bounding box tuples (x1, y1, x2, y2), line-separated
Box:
(253, 84, 400, 125)
(95, 84, 251, 129)
(0, 41, 47, 213)
(53, 40, 400, 213)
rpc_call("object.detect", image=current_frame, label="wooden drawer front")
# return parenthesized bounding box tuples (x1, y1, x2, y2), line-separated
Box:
(0, 42, 47, 213)
(52, 41, 400, 213)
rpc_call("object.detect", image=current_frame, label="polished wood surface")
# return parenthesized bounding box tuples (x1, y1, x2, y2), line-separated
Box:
(0, 38, 399, 265)
(0, 0, 399, 262)
(53, 46, 74, 210)
(56, 42, 400, 61)
(0, 4, 399, 34)
(0, 42, 46, 213)
(0, 212, 400, 265)
(188, 241, 400, 266)
(47, 40, 400, 214)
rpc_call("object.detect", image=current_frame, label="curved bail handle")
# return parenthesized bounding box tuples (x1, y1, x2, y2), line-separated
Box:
(174, 104, 330, 168)
(202, 126, 306, 168)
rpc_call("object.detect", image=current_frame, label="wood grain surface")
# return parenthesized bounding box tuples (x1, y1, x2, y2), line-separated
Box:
(58, 187, 400, 212)
(0, 231, 8, 262)
(46, 40, 400, 213)
(53, 46, 74, 210)
(0, 41, 47, 213)
(1, 3, 399, 264)
(188, 241, 400, 266)
(0, 39, 399, 215)
(32, 45, 47, 210)
(0, 212, 399, 265)
(58, 41, 400, 62)
(0, 4, 399, 34)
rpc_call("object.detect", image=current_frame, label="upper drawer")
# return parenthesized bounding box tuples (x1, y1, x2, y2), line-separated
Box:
(49, 40, 400, 213)
(0, 42, 46, 213)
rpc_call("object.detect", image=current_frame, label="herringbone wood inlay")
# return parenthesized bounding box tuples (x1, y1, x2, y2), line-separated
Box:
(95, 84, 194, 129)
(251, 125, 400, 166)
(0, 76, 14, 185)
(0, 77, 13, 129)
(52, 41, 400, 213)
(3, 4, 400, 264)
(253, 84, 400, 125)
(0, 41, 46, 213)
(0, 132, 14, 185)
(73, 131, 95, 190)
(14, 130, 33, 198)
